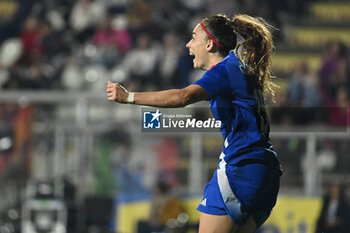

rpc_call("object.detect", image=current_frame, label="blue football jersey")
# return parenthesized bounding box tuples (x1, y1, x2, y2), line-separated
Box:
(193, 51, 279, 165)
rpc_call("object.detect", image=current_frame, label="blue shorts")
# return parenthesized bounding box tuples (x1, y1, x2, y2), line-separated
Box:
(197, 158, 281, 228)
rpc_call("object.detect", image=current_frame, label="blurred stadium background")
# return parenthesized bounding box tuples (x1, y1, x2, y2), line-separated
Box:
(0, 0, 350, 232)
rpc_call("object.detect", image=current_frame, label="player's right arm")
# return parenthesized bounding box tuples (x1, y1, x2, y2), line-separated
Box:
(106, 81, 210, 108)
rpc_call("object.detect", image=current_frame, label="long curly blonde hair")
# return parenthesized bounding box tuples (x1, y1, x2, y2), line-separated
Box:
(233, 14, 276, 98)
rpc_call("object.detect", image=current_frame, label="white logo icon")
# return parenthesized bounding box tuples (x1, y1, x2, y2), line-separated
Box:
(143, 110, 162, 129)
(200, 198, 207, 206)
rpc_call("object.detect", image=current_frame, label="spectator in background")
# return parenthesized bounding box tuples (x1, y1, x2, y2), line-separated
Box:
(319, 85, 350, 126)
(121, 33, 159, 90)
(93, 14, 132, 68)
(12, 16, 64, 90)
(20, 16, 43, 65)
(150, 0, 188, 38)
(113, 144, 147, 194)
(158, 33, 181, 89)
(70, 0, 105, 43)
(137, 180, 183, 233)
(4, 61, 56, 90)
(127, 0, 151, 37)
(334, 56, 350, 93)
(0, 103, 34, 176)
(287, 61, 321, 107)
(315, 184, 350, 233)
(319, 41, 349, 99)
(41, 22, 70, 60)
(40, 22, 70, 88)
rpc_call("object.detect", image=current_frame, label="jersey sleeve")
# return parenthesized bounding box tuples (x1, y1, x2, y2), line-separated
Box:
(193, 66, 230, 98)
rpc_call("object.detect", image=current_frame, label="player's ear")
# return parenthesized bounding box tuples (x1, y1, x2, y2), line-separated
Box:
(206, 40, 215, 52)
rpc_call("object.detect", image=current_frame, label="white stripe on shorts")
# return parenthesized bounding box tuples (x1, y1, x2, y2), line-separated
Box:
(217, 153, 242, 218)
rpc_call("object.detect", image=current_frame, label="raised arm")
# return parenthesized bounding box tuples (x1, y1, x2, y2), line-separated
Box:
(106, 81, 210, 108)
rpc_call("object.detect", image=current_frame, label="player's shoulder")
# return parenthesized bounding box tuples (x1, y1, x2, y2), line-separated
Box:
(205, 52, 242, 80)
(214, 52, 241, 72)
(207, 53, 232, 74)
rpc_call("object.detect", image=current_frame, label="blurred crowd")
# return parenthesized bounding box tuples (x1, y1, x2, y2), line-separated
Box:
(315, 183, 350, 233)
(0, 0, 348, 126)
(0, 0, 317, 90)
(278, 41, 350, 127)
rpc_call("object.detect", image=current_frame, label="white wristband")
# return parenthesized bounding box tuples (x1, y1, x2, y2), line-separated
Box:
(127, 92, 135, 104)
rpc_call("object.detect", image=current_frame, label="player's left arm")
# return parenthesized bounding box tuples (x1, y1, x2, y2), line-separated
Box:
(106, 81, 210, 108)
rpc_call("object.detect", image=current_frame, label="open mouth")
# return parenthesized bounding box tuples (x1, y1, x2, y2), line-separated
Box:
(189, 51, 195, 62)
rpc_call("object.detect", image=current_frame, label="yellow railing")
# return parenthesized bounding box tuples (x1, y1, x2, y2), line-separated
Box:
(116, 196, 322, 233)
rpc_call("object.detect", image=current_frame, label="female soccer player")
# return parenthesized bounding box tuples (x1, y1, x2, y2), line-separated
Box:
(107, 14, 282, 233)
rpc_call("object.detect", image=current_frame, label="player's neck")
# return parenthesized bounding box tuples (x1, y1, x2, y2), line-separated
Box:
(205, 54, 224, 70)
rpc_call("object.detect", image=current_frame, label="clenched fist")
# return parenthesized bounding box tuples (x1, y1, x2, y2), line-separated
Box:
(106, 81, 129, 103)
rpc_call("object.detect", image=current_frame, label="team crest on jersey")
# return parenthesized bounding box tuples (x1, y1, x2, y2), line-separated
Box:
(143, 110, 162, 129)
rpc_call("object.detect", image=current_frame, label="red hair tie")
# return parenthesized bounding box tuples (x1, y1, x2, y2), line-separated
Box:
(200, 22, 223, 48)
